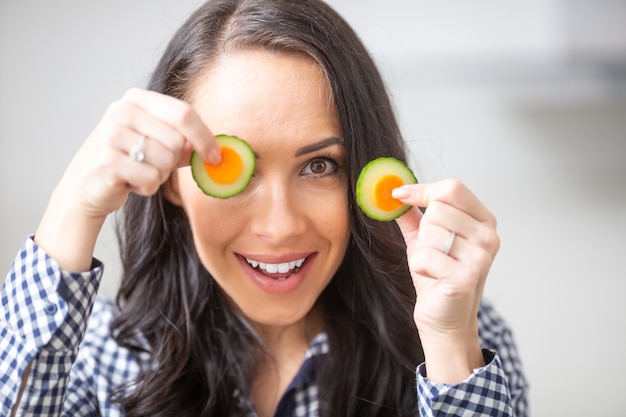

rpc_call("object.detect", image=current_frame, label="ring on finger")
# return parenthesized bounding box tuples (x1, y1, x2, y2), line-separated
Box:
(129, 134, 146, 162)
(442, 231, 456, 256)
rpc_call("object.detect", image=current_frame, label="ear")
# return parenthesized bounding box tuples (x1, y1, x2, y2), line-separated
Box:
(163, 170, 184, 207)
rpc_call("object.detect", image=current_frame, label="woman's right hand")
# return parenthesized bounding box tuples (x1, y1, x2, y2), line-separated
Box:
(62, 88, 220, 217)
(34, 88, 220, 272)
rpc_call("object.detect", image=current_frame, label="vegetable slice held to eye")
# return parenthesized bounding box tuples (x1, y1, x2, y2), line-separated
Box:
(356, 157, 418, 221)
(190, 134, 256, 198)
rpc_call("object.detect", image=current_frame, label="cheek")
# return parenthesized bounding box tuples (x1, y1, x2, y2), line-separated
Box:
(301, 186, 351, 246)
(177, 175, 244, 258)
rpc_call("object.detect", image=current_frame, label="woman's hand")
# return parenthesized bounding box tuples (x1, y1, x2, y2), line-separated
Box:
(34, 88, 220, 272)
(392, 179, 500, 383)
(61, 88, 219, 217)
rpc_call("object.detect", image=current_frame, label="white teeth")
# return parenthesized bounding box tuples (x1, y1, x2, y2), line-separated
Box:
(245, 256, 306, 273)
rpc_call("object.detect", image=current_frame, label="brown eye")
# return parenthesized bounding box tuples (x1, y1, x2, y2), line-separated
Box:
(309, 159, 328, 174)
(300, 156, 341, 178)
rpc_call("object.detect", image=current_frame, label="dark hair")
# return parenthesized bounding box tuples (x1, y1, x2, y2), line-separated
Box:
(112, 0, 423, 415)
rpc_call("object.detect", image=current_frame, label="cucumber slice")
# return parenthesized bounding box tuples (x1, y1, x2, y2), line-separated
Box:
(356, 157, 418, 221)
(190, 134, 255, 199)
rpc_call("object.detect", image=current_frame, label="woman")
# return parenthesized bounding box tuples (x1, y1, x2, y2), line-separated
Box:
(1, 0, 527, 416)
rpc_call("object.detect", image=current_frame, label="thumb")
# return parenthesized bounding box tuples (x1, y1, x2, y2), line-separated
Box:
(394, 205, 423, 242)
(177, 141, 196, 168)
(392, 184, 427, 241)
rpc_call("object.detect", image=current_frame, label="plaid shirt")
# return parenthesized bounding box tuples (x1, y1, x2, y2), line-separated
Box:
(1, 237, 527, 416)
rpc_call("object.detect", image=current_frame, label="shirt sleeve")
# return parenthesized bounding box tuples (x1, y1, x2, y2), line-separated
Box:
(477, 300, 529, 417)
(415, 300, 529, 417)
(416, 350, 515, 416)
(0, 237, 103, 416)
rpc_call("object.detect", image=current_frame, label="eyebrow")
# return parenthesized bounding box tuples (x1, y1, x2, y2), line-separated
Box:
(294, 136, 345, 157)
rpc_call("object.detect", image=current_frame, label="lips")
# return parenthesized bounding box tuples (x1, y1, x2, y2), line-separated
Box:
(238, 253, 313, 294)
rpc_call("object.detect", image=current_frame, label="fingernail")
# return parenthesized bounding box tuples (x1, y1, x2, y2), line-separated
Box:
(209, 148, 222, 165)
(391, 186, 410, 199)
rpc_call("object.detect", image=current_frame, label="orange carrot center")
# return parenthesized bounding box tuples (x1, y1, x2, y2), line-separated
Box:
(372, 174, 404, 211)
(204, 146, 243, 185)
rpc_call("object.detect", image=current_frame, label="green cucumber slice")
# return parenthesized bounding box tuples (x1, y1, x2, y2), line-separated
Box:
(356, 157, 418, 221)
(190, 134, 255, 199)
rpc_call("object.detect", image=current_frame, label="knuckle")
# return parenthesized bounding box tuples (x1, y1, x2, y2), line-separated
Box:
(149, 183, 162, 195)
(488, 211, 498, 229)
(160, 171, 170, 185)
(169, 133, 188, 156)
(104, 100, 126, 119)
(103, 100, 134, 130)
(99, 123, 124, 147)
(423, 202, 452, 227)
(171, 102, 195, 125)
(415, 224, 437, 246)
(421, 200, 443, 220)
(163, 151, 178, 171)
(441, 178, 465, 196)
(146, 167, 161, 185)
(478, 225, 500, 254)
(463, 250, 494, 283)
(489, 231, 501, 253)
(140, 182, 161, 197)
(473, 251, 492, 272)
(171, 132, 186, 148)
(408, 248, 428, 273)
(122, 87, 142, 100)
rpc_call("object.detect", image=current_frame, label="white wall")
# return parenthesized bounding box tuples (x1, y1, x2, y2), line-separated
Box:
(2, 1, 626, 415)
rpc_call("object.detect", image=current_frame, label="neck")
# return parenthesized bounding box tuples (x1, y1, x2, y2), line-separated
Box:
(249, 306, 325, 417)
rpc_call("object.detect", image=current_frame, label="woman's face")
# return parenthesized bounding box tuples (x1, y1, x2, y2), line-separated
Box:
(170, 50, 350, 329)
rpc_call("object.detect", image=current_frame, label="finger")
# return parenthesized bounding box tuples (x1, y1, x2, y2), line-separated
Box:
(417, 222, 496, 267)
(121, 162, 163, 196)
(421, 200, 500, 253)
(126, 135, 179, 182)
(106, 99, 186, 163)
(416, 222, 464, 258)
(94, 147, 164, 197)
(392, 180, 497, 227)
(407, 246, 460, 282)
(394, 206, 423, 242)
(408, 244, 489, 299)
(123, 88, 221, 164)
(101, 125, 180, 187)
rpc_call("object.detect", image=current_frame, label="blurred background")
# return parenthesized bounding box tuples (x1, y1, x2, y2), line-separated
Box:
(1, 1, 625, 415)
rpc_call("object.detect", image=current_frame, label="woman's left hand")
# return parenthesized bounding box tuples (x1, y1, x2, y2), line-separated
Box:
(391, 179, 500, 383)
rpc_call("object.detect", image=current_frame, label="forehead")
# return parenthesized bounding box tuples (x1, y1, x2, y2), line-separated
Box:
(189, 50, 337, 135)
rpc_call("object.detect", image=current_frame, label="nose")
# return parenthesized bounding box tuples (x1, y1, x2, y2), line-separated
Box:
(250, 181, 307, 245)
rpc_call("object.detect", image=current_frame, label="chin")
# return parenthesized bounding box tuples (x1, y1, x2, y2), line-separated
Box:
(239, 297, 316, 329)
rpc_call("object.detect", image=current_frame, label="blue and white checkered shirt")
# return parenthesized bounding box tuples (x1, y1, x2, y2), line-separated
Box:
(1, 237, 528, 416)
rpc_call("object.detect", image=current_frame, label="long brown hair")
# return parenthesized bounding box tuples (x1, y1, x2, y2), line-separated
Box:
(112, 1, 423, 415)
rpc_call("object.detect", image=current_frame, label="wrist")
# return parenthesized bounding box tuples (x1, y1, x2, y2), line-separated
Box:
(35, 188, 107, 272)
(419, 331, 484, 384)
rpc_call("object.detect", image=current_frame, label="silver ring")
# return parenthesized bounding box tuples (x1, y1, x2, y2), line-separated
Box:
(442, 231, 456, 255)
(129, 135, 146, 162)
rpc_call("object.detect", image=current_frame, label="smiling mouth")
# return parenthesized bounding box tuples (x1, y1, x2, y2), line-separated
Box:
(244, 256, 306, 280)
